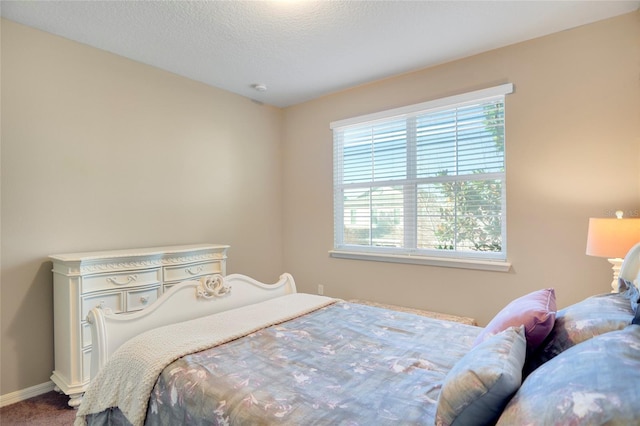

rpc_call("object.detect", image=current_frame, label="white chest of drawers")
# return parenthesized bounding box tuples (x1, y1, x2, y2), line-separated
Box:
(49, 243, 229, 407)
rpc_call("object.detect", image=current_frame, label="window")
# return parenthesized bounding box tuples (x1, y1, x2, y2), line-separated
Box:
(330, 84, 513, 271)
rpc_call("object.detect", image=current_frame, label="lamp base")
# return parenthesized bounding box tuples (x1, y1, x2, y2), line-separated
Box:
(607, 258, 624, 293)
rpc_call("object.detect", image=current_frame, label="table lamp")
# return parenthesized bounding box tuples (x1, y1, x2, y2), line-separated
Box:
(586, 210, 640, 292)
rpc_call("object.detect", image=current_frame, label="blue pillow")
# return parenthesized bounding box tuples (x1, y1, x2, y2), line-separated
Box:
(435, 326, 526, 426)
(524, 291, 634, 374)
(497, 325, 640, 425)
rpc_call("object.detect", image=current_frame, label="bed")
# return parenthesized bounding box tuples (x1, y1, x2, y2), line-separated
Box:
(76, 244, 640, 426)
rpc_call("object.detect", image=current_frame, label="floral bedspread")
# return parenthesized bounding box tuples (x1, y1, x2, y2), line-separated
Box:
(138, 301, 481, 425)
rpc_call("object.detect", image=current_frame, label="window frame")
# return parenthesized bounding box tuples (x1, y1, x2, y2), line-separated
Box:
(330, 84, 513, 272)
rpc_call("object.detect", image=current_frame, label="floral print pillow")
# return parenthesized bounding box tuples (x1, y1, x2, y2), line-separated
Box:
(524, 290, 635, 374)
(497, 325, 640, 425)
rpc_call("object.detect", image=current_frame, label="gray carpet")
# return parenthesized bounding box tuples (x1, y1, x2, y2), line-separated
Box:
(0, 391, 77, 425)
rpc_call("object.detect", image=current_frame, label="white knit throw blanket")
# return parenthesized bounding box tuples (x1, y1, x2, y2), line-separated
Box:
(75, 293, 336, 426)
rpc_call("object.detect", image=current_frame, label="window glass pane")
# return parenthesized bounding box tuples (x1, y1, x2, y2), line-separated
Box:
(416, 110, 457, 178)
(342, 186, 404, 247)
(371, 186, 404, 247)
(342, 119, 406, 184)
(343, 188, 371, 245)
(456, 102, 504, 175)
(342, 129, 373, 184)
(417, 179, 503, 252)
(417, 183, 454, 250)
(416, 101, 504, 178)
(456, 179, 503, 252)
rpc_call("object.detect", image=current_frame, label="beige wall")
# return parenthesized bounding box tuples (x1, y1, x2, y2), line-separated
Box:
(1, 19, 284, 395)
(1, 11, 639, 397)
(282, 12, 640, 323)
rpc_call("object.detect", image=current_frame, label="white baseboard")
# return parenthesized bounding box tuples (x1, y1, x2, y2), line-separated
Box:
(0, 381, 56, 407)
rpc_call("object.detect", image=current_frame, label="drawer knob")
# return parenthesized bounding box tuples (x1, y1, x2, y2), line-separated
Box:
(185, 266, 203, 275)
(106, 274, 138, 286)
(140, 296, 149, 305)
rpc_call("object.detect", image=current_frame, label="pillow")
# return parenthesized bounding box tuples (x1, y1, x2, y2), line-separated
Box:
(473, 288, 556, 352)
(435, 326, 526, 426)
(497, 325, 640, 425)
(525, 290, 635, 373)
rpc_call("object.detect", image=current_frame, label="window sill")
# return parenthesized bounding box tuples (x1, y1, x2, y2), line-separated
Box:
(328, 250, 511, 272)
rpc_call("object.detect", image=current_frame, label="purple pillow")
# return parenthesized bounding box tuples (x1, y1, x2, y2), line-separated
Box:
(474, 288, 557, 352)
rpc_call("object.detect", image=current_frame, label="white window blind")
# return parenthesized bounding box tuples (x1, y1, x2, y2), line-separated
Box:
(331, 84, 513, 265)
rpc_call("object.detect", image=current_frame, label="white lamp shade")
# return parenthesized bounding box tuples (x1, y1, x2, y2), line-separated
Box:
(586, 217, 640, 259)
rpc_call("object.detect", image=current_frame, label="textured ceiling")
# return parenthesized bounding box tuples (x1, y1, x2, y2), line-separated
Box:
(2, 1, 638, 107)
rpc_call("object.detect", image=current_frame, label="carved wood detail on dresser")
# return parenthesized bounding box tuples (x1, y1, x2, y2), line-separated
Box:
(49, 243, 229, 407)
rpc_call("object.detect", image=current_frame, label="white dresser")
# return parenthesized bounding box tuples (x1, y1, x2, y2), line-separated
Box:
(49, 243, 229, 407)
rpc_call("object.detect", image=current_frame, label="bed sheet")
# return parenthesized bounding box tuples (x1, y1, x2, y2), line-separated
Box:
(139, 301, 481, 425)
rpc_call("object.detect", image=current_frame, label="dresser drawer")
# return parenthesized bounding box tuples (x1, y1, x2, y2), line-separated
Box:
(82, 268, 162, 293)
(126, 286, 161, 312)
(81, 292, 123, 319)
(163, 261, 222, 283)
